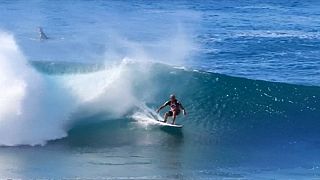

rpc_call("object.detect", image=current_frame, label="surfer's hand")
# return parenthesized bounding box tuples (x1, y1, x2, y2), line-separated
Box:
(156, 109, 160, 113)
(183, 110, 187, 116)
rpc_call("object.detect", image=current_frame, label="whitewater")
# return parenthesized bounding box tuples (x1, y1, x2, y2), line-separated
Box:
(0, 32, 154, 146)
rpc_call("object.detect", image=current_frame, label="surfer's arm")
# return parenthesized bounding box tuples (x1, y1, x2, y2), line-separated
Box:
(156, 101, 169, 113)
(180, 103, 187, 115)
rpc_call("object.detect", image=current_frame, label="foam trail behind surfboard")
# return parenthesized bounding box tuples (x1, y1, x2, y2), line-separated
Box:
(136, 103, 164, 121)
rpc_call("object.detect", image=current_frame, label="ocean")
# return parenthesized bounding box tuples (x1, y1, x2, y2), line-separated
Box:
(0, 0, 319, 179)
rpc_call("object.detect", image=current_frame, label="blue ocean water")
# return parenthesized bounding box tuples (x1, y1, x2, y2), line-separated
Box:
(0, 0, 320, 179)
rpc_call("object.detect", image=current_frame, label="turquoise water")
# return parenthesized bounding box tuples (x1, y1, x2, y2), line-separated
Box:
(0, 0, 320, 179)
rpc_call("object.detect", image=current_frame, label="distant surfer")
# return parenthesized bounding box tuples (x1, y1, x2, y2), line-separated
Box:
(38, 27, 49, 40)
(157, 94, 186, 125)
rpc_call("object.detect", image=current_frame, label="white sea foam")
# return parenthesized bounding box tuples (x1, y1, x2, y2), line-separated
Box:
(0, 32, 140, 146)
(0, 32, 73, 146)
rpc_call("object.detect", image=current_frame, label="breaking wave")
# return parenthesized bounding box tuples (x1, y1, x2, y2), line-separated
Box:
(0, 32, 319, 146)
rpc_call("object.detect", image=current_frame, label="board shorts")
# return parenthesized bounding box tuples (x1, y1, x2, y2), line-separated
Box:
(167, 110, 180, 116)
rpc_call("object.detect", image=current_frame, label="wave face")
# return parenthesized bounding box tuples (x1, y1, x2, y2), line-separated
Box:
(1, 32, 319, 146)
(132, 64, 320, 143)
(33, 61, 320, 145)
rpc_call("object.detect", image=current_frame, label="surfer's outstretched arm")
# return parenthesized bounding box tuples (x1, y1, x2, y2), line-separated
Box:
(156, 102, 168, 113)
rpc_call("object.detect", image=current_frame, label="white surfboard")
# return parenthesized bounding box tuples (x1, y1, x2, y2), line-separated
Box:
(148, 117, 183, 128)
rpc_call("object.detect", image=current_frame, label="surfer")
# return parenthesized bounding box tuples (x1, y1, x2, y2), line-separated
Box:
(156, 94, 186, 125)
(38, 27, 49, 40)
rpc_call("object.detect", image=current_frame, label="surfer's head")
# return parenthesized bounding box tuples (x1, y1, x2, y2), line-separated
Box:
(170, 94, 176, 101)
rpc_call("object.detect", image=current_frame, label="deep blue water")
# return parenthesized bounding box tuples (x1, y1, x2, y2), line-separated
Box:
(1, 0, 320, 85)
(0, 0, 320, 179)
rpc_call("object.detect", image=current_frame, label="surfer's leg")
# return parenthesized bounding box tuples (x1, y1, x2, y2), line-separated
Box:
(172, 111, 177, 125)
(164, 112, 169, 122)
(172, 110, 180, 124)
(164, 111, 173, 123)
